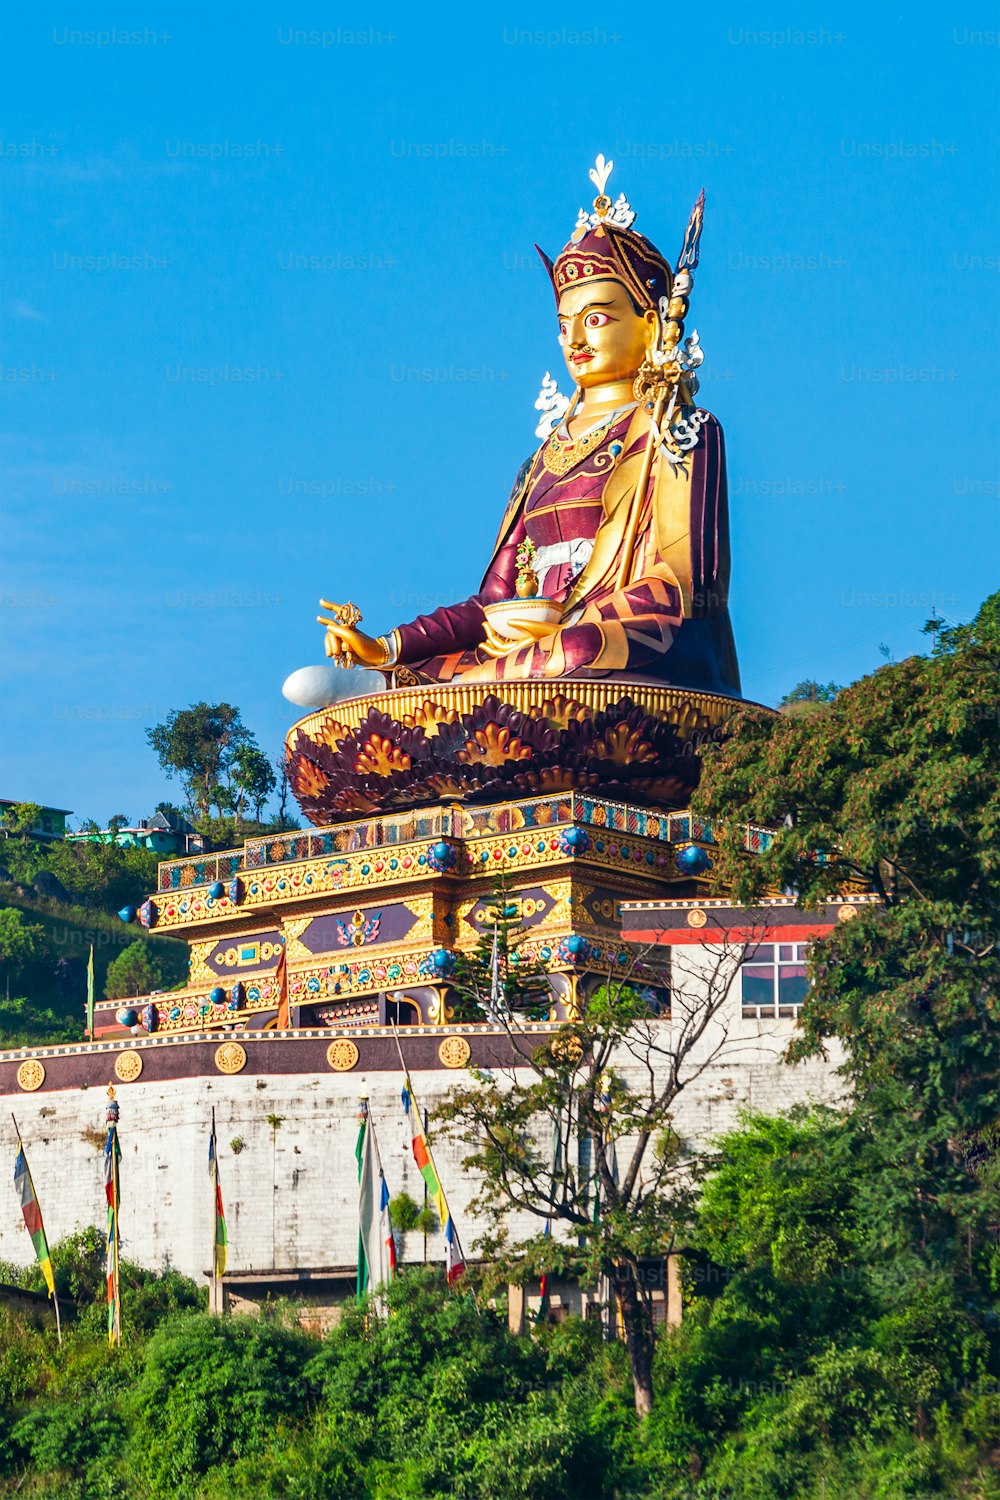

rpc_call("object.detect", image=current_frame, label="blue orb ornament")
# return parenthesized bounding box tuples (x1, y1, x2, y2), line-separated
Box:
(118, 905, 137, 924)
(209, 986, 226, 1005)
(676, 844, 712, 876)
(558, 827, 591, 856)
(208, 881, 225, 900)
(557, 934, 590, 964)
(116, 1007, 139, 1029)
(420, 948, 456, 978)
(426, 840, 458, 874)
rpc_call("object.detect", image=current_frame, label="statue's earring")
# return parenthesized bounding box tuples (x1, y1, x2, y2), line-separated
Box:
(633, 309, 669, 407)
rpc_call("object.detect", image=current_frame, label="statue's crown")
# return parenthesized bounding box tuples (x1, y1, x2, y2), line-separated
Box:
(536, 155, 703, 313)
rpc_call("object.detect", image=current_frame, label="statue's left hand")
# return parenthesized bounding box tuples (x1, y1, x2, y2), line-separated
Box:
(481, 613, 557, 658)
(317, 600, 387, 670)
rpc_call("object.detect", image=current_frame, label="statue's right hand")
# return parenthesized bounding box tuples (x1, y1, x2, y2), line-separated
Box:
(317, 600, 386, 669)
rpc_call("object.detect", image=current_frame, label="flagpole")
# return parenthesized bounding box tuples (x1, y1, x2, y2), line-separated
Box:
(422, 1107, 428, 1265)
(11, 1113, 61, 1345)
(374, 1110, 399, 1293)
(86, 943, 95, 1041)
(355, 1092, 369, 1304)
(389, 1018, 407, 1076)
(208, 1107, 228, 1308)
(105, 1088, 121, 1347)
(211, 1107, 219, 1315)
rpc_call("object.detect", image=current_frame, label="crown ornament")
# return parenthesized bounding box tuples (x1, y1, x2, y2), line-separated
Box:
(531, 157, 710, 462)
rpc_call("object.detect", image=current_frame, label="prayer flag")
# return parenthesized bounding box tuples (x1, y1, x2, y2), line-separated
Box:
(357, 1103, 396, 1312)
(13, 1140, 54, 1298)
(104, 1096, 121, 1347)
(444, 1211, 465, 1286)
(538, 1219, 552, 1319)
(379, 1171, 397, 1281)
(401, 1076, 465, 1285)
(208, 1112, 227, 1278)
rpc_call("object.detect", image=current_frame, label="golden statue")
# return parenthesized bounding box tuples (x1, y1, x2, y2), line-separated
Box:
(316, 156, 739, 697)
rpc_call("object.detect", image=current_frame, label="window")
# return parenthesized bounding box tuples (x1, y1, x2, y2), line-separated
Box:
(741, 942, 809, 1019)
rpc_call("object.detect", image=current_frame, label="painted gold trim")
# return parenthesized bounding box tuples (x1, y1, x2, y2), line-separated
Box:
(286, 678, 738, 746)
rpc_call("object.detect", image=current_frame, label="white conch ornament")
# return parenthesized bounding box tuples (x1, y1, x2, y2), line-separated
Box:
(533, 371, 572, 439)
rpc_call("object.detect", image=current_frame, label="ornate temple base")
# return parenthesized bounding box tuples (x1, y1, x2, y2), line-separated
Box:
(94, 790, 722, 1039)
(283, 678, 738, 825)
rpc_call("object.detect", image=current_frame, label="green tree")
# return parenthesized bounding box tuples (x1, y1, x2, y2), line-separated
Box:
(694, 594, 1000, 1339)
(106, 813, 129, 836)
(649, 1109, 997, 1497)
(145, 703, 254, 820)
(777, 678, 842, 717)
(230, 744, 277, 827)
(449, 874, 553, 1022)
(0, 908, 43, 969)
(122, 1313, 314, 1495)
(273, 750, 292, 825)
(0, 801, 43, 843)
(439, 928, 758, 1418)
(105, 939, 163, 1001)
(778, 678, 841, 705)
(300, 1269, 635, 1500)
(0, 995, 80, 1048)
(0, 803, 47, 882)
(44, 838, 159, 912)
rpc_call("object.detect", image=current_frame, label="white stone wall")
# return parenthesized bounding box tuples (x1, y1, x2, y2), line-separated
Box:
(1, 964, 845, 1282)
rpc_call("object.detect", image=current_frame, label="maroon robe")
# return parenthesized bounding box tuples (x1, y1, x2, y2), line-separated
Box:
(394, 406, 740, 695)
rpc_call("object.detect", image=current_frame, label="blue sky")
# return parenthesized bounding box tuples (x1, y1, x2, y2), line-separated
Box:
(1, 2, 998, 825)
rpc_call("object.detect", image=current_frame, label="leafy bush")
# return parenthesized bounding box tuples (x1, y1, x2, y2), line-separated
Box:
(123, 1313, 315, 1496)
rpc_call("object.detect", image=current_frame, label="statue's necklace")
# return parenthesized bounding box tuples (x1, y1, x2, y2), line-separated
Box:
(541, 404, 633, 477)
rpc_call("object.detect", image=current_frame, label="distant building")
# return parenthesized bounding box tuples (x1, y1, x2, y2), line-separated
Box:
(66, 809, 205, 857)
(0, 800, 73, 842)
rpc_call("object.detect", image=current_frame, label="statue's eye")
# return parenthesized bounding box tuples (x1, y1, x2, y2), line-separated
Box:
(558, 323, 568, 340)
(585, 312, 610, 329)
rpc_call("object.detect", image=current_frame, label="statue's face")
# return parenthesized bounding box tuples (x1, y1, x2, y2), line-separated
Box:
(557, 278, 651, 388)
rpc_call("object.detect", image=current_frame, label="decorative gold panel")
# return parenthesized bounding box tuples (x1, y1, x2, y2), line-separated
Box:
(114, 1050, 143, 1083)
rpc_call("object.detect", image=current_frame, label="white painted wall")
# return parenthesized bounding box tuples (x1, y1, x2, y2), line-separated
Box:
(1, 980, 845, 1282)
